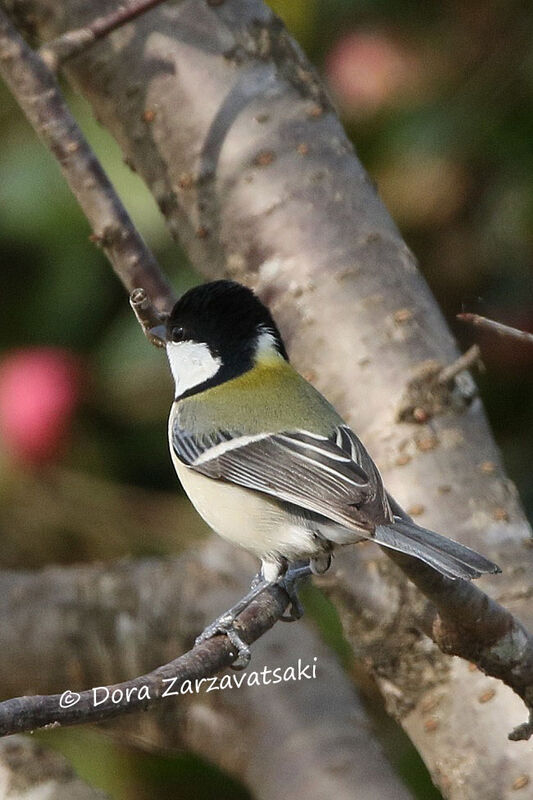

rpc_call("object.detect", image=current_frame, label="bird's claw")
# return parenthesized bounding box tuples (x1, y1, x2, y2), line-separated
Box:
(279, 598, 304, 621)
(194, 564, 311, 668)
(249, 571, 264, 590)
(195, 616, 251, 670)
(278, 566, 309, 621)
(225, 628, 251, 670)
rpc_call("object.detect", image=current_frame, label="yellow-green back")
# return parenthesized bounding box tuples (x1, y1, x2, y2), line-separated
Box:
(174, 355, 344, 436)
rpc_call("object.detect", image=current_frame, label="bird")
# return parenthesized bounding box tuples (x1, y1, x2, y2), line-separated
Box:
(161, 279, 500, 665)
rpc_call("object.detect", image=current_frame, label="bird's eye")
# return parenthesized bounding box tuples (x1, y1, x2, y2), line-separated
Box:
(171, 326, 186, 342)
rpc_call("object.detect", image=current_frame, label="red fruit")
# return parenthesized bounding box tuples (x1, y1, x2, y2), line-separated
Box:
(0, 348, 81, 466)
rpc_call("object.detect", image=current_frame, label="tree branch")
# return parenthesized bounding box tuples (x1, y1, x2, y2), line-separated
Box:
(458, 312, 533, 347)
(0, 16, 407, 797)
(129, 287, 167, 347)
(436, 344, 481, 385)
(387, 548, 533, 742)
(0, 578, 290, 736)
(31, 0, 530, 791)
(39, 0, 166, 72)
(0, 549, 413, 800)
(0, 6, 174, 330)
(2, 0, 533, 795)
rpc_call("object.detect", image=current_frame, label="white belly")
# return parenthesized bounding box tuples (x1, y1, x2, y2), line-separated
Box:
(172, 455, 324, 565)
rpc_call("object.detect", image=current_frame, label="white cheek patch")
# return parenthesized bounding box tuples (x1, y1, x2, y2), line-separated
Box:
(166, 341, 221, 398)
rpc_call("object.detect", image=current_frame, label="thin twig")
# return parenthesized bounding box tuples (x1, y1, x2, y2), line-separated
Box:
(0, 583, 289, 736)
(0, 8, 175, 335)
(39, 0, 166, 72)
(437, 344, 481, 384)
(457, 313, 533, 346)
(130, 288, 168, 347)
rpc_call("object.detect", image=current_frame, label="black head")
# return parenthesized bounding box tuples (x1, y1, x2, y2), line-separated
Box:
(166, 280, 288, 398)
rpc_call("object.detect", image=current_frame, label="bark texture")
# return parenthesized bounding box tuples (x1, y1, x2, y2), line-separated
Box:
(0, 736, 108, 799)
(2, 0, 533, 796)
(0, 544, 413, 800)
(0, 7, 416, 798)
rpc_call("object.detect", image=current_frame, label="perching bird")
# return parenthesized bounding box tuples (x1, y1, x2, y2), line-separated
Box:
(162, 280, 500, 663)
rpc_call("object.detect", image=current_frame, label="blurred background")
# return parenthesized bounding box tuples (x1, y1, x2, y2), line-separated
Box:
(0, 0, 532, 797)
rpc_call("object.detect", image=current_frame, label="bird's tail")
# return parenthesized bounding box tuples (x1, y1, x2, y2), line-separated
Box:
(374, 517, 501, 580)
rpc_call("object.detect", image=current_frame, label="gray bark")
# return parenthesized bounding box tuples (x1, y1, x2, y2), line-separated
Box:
(0, 736, 108, 799)
(0, 7, 416, 798)
(2, 0, 533, 796)
(0, 544, 413, 800)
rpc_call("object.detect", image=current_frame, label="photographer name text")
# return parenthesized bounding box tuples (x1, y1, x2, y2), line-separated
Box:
(59, 657, 318, 709)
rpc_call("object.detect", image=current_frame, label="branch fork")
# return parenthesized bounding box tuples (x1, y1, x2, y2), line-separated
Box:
(39, 0, 166, 72)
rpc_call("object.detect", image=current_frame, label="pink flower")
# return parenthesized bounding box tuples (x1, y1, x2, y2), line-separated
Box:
(0, 348, 81, 466)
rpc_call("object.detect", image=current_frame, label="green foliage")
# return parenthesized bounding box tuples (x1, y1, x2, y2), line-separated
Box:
(39, 729, 252, 800)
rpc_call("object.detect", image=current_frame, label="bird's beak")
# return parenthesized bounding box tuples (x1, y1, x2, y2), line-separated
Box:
(147, 324, 167, 348)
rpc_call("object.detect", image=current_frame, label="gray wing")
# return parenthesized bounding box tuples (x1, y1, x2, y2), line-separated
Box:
(171, 420, 392, 530)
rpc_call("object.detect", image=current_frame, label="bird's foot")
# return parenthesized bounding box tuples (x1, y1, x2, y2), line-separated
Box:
(278, 564, 312, 621)
(194, 576, 273, 670)
(194, 565, 312, 667)
(249, 570, 264, 590)
(195, 614, 251, 670)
